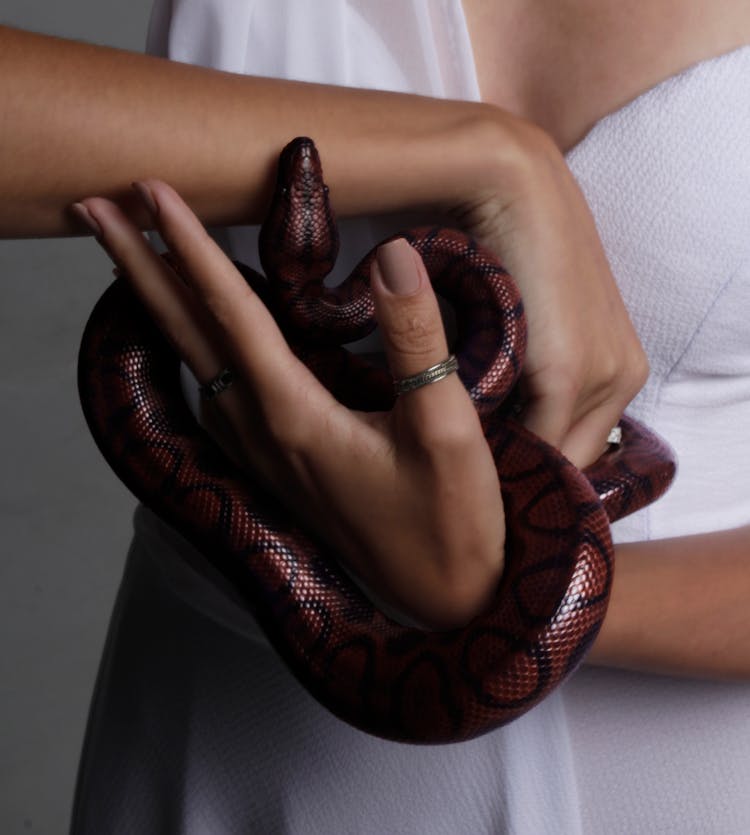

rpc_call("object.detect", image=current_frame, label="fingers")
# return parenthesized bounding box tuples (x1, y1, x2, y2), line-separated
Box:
(521, 362, 636, 468)
(79, 183, 338, 446)
(131, 180, 307, 402)
(524, 386, 619, 469)
(562, 408, 624, 469)
(371, 238, 479, 451)
(73, 188, 507, 627)
(72, 197, 225, 385)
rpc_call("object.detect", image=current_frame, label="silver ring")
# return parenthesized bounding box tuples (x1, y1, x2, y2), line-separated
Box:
(607, 425, 623, 446)
(199, 368, 235, 401)
(393, 354, 459, 395)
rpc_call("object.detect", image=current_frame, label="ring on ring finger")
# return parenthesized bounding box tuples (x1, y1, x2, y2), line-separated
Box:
(199, 367, 235, 401)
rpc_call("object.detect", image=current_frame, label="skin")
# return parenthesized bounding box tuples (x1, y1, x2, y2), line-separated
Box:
(463, 0, 750, 149)
(79, 195, 507, 629)
(2, 0, 750, 667)
(2, 24, 646, 628)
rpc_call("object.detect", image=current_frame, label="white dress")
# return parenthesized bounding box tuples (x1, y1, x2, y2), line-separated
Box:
(71, 2, 750, 833)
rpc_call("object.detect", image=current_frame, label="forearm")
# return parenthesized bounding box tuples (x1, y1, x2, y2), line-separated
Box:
(0, 25, 519, 238)
(587, 524, 750, 678)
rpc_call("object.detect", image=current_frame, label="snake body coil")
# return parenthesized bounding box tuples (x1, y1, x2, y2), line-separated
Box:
(78, 138, 675, 743)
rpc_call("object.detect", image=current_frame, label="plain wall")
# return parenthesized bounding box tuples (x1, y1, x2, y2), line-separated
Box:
(1, 3, 154, 832)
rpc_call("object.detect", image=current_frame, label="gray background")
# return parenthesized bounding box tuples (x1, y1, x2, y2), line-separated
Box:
(1, 3, 154, 832)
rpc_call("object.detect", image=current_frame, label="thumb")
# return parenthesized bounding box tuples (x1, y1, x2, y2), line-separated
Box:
(370, 238, 453, 386)
(371, 238, 471, 444)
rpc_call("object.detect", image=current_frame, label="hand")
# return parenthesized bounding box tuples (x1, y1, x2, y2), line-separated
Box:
(73, 183, 505, 630)
(450, 118, 648, 467)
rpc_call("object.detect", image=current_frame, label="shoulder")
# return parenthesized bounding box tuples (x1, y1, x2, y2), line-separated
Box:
(555, 0, 750, 146)
(464, 0, 750, 149)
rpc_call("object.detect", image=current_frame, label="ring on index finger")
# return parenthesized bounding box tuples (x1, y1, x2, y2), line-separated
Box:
(393, 354, 459, 395)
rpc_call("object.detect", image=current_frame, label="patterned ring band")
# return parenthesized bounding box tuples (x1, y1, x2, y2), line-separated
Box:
(199, 368, 235, 401)
(393, 354, 460, 395)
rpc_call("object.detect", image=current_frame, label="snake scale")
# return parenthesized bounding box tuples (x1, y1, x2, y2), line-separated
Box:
(78, 137, 676, 743)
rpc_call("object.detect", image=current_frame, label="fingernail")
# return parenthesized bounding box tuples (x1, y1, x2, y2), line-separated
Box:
(70, 202, 102, 237)
(375, 238, 423, 296)
(132, 181, 159, 217)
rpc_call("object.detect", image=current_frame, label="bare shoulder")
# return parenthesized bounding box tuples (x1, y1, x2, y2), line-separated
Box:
(463, 0, 750, 149)
(568, 0, 750, 81)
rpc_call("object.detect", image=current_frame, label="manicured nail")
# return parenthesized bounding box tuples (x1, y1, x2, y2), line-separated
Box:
(132, 181, 159, 217)
(70, 202, 102, 237)
(375, 238, 423, 296)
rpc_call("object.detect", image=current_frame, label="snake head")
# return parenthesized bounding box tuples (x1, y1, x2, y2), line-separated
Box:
(259, 136, 339, 284)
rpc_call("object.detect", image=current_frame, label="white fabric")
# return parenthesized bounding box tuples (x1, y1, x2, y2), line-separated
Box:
(122, 1, 750, 832)
(568, 51, 750, 543)
(74, 517, 583, 835)
(145, 505, 583, 835)
(562, 48, 750, 835)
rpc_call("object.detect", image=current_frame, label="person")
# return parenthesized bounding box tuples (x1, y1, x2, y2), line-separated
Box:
(1, 0, 749, 831)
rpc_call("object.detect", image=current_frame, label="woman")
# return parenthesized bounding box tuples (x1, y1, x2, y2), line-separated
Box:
(2, 1, 749, 831)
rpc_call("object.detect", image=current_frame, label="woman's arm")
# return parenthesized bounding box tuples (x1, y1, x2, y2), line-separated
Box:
(589, 526, 750, 678)
(0, 24, 511, 237)
(3, 24, 651, 626)
(1, 25, 646, 468)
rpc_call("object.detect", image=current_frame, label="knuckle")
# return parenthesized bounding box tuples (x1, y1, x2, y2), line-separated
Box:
(543, 364, 583, 406)
(263, 401, 313, 454)
(417, 418, 475, 456)
(410, 405, 480, 458)
(384, 304, 444, 358)
(261, 383, 335, 459)
(592, 343, 650, 406)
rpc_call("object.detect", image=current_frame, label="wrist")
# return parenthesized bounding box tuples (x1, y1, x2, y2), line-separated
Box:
(437, 105, 561, 240)
(321, 100, 540, 221)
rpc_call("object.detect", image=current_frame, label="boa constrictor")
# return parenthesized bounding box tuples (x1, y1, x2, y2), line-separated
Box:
(78, 137, 675, 743)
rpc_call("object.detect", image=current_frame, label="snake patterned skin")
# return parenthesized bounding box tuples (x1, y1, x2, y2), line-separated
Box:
(78, 137, 675, 743)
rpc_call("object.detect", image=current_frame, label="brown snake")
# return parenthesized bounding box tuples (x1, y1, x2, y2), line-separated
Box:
(78, 137, 676, 743)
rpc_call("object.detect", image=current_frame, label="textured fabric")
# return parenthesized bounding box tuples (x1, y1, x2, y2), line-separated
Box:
(568, 48, 750, 543)
(71, 1, 750, 833)
(561, 46, 750, 835)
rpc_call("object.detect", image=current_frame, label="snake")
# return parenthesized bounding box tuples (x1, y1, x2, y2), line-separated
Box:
(78, 137, 676, 744)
